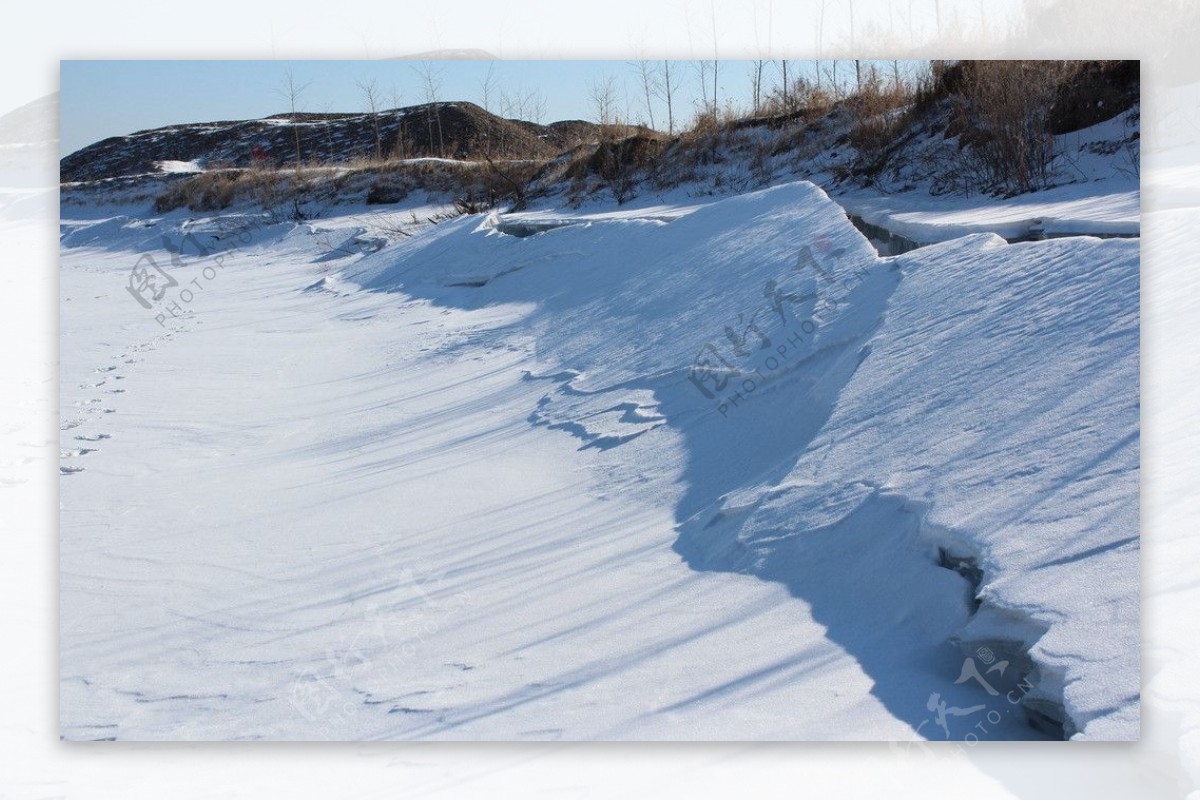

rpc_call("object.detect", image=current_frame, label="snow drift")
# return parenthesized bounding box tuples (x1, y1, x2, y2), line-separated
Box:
(59, 180, 1138, 741)
(335, 180, 1139, 739)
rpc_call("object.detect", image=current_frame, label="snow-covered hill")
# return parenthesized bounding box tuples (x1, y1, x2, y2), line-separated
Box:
(59, 102, 605, 183)
(59, 179, 1138, 741)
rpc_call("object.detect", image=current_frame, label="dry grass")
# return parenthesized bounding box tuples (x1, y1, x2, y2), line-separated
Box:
(949, 60, 1078, 194)
(154, 172, 236, 213)
(154, 156, 548, 217)
(846, 70, 914, 172)
(152, 61, 1135, 214)
(153, 168, 318, 214)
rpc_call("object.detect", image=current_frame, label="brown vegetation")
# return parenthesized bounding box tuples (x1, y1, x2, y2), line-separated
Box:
(140, 60, 1136, 215)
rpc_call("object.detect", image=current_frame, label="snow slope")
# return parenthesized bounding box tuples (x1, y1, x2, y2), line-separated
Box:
(818, 105, 1141, 246)
(835, 182, 1139, 244)
(59, 180, 1138, 741)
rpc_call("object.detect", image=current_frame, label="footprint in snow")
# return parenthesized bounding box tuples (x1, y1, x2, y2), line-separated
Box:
(74, 433, 111, 442)
(60, 466, 84, 475)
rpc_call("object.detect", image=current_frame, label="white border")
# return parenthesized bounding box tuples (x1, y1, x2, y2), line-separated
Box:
(2, 1, 1197, 797)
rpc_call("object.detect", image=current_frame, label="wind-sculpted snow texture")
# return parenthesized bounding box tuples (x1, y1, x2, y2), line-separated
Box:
(60, 181, 1137, 741)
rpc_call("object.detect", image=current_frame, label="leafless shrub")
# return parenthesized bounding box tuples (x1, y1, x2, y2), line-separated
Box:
(154, 172, 236, 213)
(556, 134, 667, 205)
(949, 60, 1077, 195)
(242, 168, 284, 211)
(758, 77, 835, 121)
(846, 66, 914, 175)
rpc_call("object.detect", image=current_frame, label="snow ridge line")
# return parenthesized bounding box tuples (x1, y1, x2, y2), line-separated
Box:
(670, 236, 1069, 740)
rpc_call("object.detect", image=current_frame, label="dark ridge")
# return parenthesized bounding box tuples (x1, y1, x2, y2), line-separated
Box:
(60, 101, 612, 183)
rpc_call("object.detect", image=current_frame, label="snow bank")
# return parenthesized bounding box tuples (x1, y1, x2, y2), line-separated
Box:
(59, 179, 1137, 742)
(706, 229, 1140, 739)
(342, 180, 1139, 739)
(836, 183, 1140, 244)
(155, 159, 204, 174)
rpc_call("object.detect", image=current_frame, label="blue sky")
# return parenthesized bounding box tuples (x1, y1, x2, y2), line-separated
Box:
(59, 59, 923, 156)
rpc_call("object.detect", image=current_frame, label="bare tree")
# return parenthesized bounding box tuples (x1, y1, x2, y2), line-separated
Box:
(588, 75, 619, 128)
(499, 89, 517, 118)
(413, 61, 446, 157)
(498, 90, 520, 156)
(777, 60, 790, 111)
(318, 101, 337, 160)
(478, 63, 500, 157)
(659, 61, 681, 135)
(525, 88, 548, 125)
(277, 68, 311, 168)
(500, 86, 547, 124)
(630, 60, 659, 130)
(695, 60, 711, 114)
(749, 60, 767, 115)
(356, 77, 383, 160)
(388, 83, 408, 160)
(479, 62, 498, 115)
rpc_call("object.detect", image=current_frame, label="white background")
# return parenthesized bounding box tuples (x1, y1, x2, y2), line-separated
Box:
(1, 1, 1197, 797)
